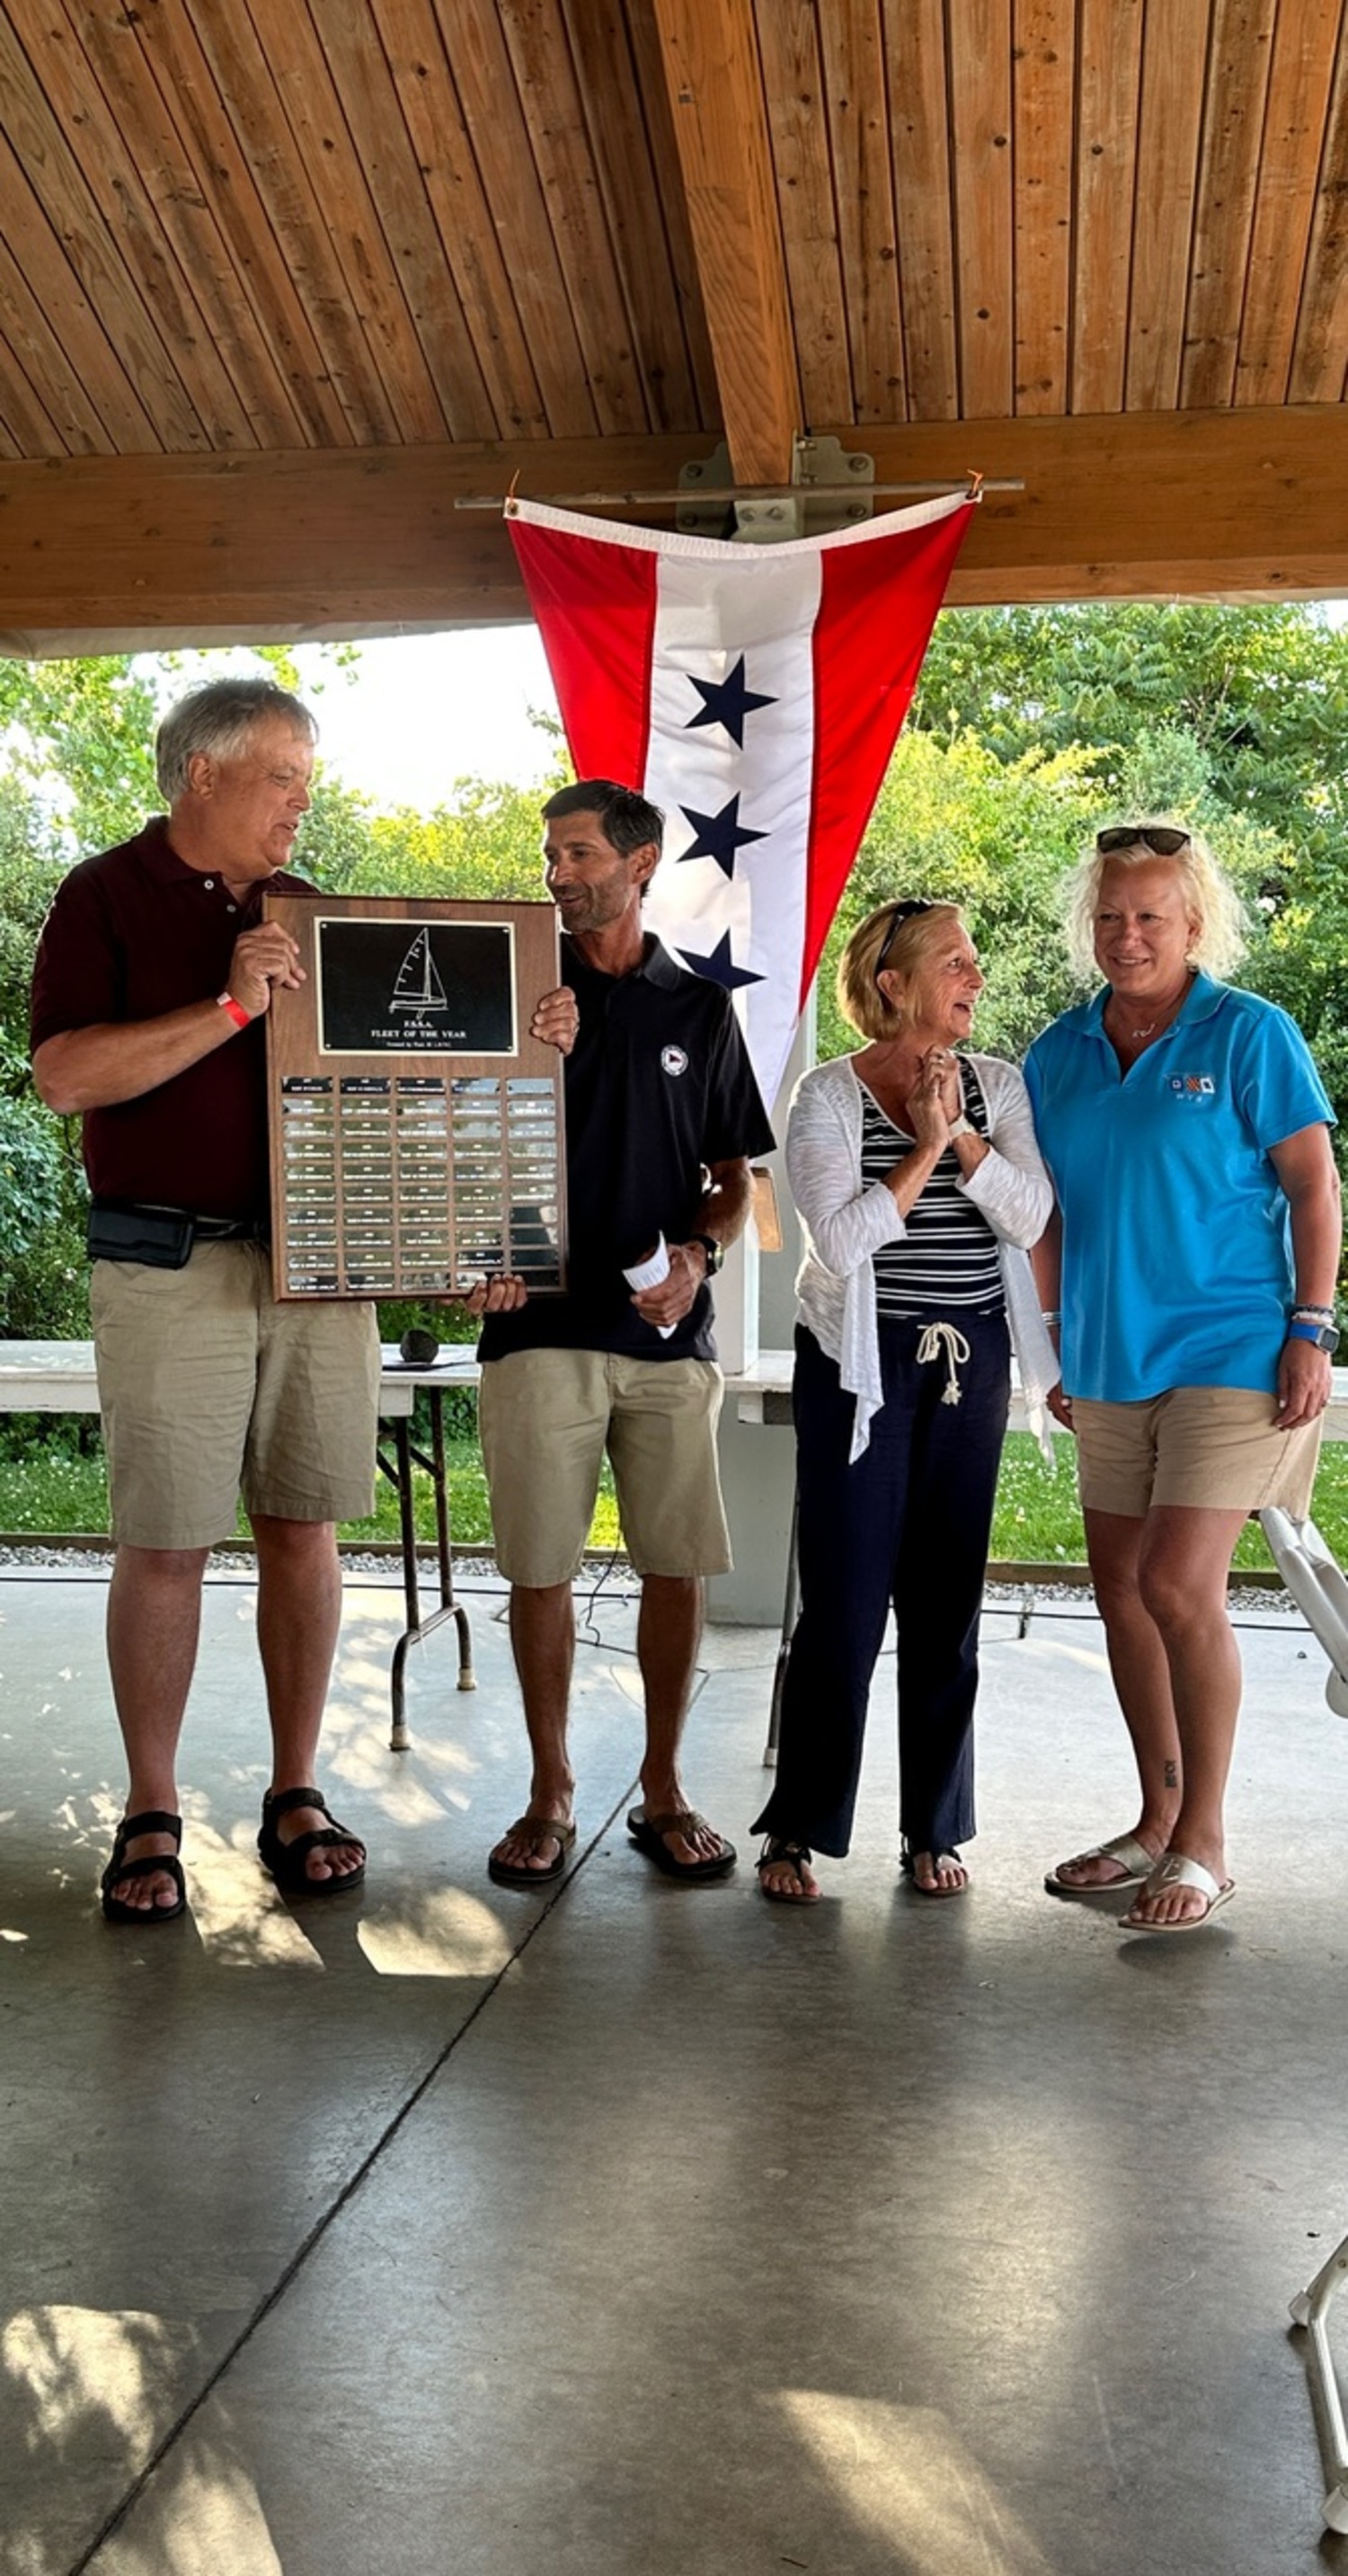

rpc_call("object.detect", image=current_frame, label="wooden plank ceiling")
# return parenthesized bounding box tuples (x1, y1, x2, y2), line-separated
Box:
(2, 0, 1348, 646)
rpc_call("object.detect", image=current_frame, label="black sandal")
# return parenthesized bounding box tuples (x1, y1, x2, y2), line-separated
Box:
(258, 1787, 366, 1896)
(900, 1846, 969, 1897)
(756, 1836, 817, 1903)
(101, 1809, 186, 1925)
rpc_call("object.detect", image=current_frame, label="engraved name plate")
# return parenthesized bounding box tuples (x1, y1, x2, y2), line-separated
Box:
(263, 894, 567, 1302)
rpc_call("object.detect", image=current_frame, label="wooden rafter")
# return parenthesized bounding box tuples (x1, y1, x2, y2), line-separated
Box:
(0, 1, 1347, 637)
(649, 0, 799, 485)
(4, 407, 1348, 653)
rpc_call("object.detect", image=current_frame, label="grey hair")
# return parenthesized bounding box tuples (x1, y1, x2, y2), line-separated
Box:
(155, 678, 318, 802)
(1064, 822, 1248, 983)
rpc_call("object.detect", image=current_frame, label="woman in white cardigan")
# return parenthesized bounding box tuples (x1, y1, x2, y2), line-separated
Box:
(752, 898, 1058, 1904)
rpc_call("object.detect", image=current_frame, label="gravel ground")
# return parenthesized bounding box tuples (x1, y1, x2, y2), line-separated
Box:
(0, 1538, 1306, 1620)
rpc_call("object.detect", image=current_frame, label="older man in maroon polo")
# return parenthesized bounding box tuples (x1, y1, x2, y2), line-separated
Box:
(31, 677, 377, 1923)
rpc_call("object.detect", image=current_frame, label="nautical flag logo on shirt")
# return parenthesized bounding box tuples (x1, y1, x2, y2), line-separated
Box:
(507, 491, 975, 1109)
(1170, 1072, 1216, 1097)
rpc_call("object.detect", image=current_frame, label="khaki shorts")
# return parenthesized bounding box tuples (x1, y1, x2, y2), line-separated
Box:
(477, 1346, 732, 1587)
(1073, 1384, 1322, 1520)
(91, 1242, 380, 1549)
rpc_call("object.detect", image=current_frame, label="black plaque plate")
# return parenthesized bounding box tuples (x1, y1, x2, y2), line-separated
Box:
(315, 919, 516, 1055)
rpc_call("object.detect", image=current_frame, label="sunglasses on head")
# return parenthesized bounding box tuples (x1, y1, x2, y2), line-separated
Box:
(1095, 826, 1192, 858)
(874, 897, 934, 983)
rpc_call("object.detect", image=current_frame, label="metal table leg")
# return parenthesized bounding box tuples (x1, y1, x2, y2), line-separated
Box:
(378, 1387, 475, 1752)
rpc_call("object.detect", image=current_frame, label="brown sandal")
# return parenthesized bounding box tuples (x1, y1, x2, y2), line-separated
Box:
(626, 1808, 736, 1880)
(487, 1814, 577, 1889)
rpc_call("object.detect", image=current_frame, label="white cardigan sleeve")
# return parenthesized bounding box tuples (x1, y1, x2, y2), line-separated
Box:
(956, 1056, 1052, 1249)
(785, 1070, 909, 1278)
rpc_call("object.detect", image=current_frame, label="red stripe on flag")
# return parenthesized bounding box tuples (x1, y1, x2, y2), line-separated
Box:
(508, 519, 657, 786)
(803, 503, 975, 998)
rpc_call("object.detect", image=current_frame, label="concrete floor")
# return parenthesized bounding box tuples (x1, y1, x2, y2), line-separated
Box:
(4, 1561, 1348, 2576)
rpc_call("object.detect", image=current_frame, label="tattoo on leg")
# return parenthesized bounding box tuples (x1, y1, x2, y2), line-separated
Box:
(1164, 1761, 1178, 1790)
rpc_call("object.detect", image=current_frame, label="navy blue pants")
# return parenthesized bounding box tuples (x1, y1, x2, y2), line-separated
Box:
(752, 1314, 1011, 1860)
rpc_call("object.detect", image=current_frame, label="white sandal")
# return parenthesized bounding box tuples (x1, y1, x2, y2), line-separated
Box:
(1043, 1830, 1157, 1898)
(1122, 1850, 1235, 1933)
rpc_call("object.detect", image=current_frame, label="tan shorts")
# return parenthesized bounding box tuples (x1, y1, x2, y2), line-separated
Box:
(91, 1242, 380, 1549)
(1073, 1384, 1323, 1520)
(477, 1346, 732, 1587)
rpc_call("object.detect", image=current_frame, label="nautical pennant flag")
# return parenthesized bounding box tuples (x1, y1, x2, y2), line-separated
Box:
(507, 488, 976, 1108)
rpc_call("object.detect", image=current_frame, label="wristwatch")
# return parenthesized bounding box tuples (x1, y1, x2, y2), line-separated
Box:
(690, 1233, 723, 1278)
(1286, 1319, 1340, 1355)
(947, 1115, 975, 1139)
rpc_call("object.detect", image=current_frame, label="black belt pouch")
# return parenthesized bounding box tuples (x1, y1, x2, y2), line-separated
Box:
(86, 1202, 195, 1269)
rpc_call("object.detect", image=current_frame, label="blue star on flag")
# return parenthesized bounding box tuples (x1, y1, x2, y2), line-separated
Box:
(677, 930, 765, 991)
(685, 655, 776, 748)
(678, 794, 767, 881)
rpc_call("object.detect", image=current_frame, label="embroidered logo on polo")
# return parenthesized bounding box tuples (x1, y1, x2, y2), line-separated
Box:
(1168, 1072, 1216, 1098)
(661, 1046, 688, 1078)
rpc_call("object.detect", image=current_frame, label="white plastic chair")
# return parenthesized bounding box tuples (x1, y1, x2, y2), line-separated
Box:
(1258, 1508, 1348, 1717)
(1263, 1513, 1348, 2527)
(1290, 2245, 1348, 2533)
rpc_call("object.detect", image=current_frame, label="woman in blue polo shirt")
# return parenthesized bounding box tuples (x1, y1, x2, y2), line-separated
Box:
(1026, 823, 1340, 1932)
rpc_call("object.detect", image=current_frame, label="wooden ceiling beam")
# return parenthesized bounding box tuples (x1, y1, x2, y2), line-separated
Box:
(4, 407, 1348, 650)
(647, 0, 799, 485)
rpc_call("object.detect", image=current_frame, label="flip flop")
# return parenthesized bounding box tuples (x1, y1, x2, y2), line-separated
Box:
(1044, 1830, 1157, 1898)
(756, 1838, 818, 1904)
(1122, 1850, 1235, 1933)
(487, 1814, 576, 1889)
(901, 1847, 969, 1897)
(626, 1808, 736, 1880)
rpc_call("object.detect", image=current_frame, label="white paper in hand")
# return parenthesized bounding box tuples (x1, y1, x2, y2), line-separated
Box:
(623, 1233, 676, 1337)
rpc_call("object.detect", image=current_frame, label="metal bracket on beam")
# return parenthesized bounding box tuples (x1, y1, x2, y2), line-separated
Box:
(677, 440, 738, 536)
(678, 435, 875, 542)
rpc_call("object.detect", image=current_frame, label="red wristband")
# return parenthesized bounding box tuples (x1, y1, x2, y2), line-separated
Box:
(216, 990, 250, 1032)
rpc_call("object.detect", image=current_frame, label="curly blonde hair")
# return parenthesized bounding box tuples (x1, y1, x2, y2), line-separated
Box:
(1064, 822, 1247, 983)
(838, 900, 966, 1041)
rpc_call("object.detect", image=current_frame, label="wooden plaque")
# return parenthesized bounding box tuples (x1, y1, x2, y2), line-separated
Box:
(262, 893, 567, 1302)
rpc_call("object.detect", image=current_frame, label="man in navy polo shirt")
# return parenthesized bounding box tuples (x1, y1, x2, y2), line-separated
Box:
(473, 780, 775, 1889)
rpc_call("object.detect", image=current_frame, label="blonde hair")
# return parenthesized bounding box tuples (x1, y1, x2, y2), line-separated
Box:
(1064, 822, 1247, 983)
(838, 900, 965, 1042)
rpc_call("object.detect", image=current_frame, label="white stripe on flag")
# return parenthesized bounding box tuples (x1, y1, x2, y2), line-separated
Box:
(643, 547, 821, 1108)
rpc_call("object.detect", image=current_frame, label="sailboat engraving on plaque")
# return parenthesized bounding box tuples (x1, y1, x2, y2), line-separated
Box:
(262, 893, 567, 1303)
(390, 928, 448, 1016)
(315, 917, 516, 1055)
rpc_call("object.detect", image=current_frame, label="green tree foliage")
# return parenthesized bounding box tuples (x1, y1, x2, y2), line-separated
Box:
(0, 611, 1344, 1350)
(307, 771, 563, 901)
(0, 656, 159, 852)
(814, 730, 1098, 1063)
(903, 602, 1348, 1148)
